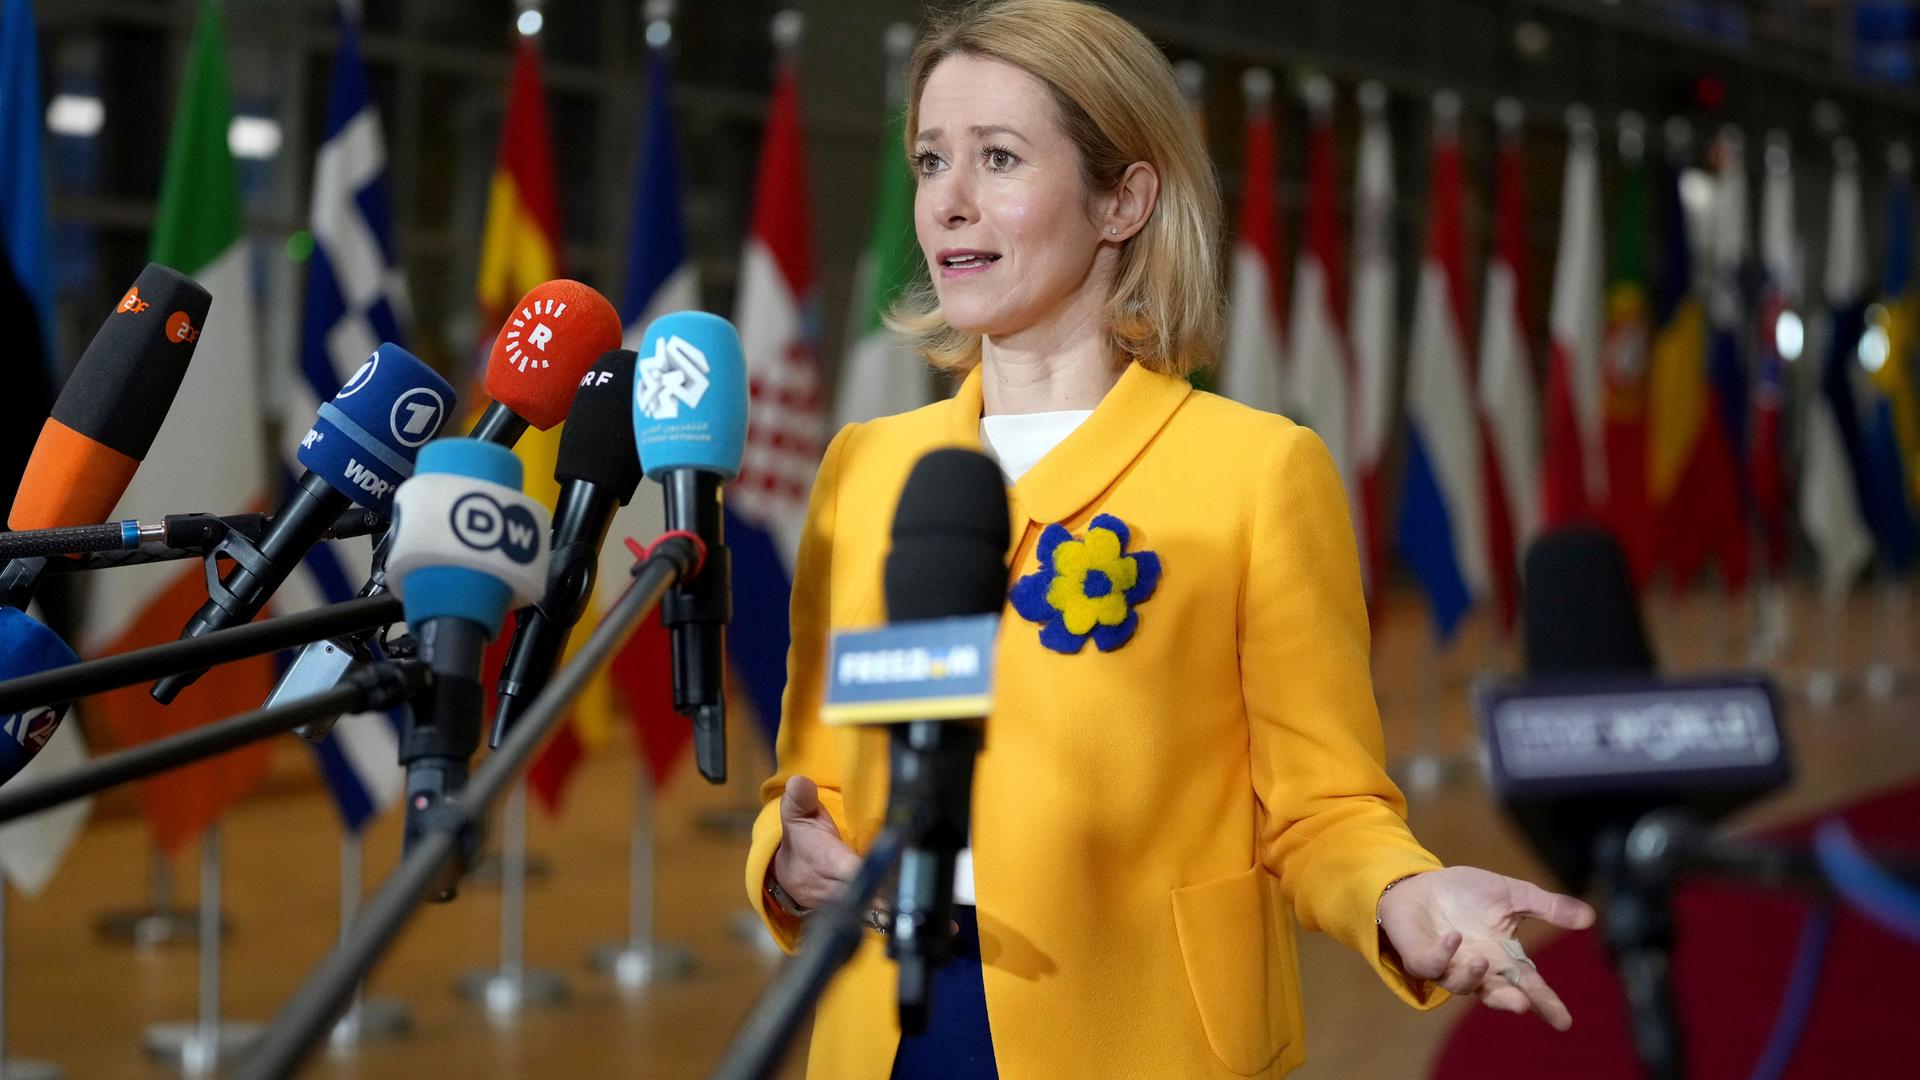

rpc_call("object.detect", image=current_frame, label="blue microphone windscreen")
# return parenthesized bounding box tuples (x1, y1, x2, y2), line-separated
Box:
(296, 343, 457, 510)
(0, 608, 80, 788)
(633, 311, 748, 480)
(415, 436, 522, 489)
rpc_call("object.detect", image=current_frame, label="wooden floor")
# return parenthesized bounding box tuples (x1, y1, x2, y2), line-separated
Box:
(4, 583, 1917, 1079)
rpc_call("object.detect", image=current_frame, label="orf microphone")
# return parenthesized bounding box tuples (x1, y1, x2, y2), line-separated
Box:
(150, 344, 454, 703)
(633, 311, 748, 784)
(491, 349, 643, 745)
(0, 608, 81, 788)
(9, 264, 211, 533)
(880, 448, 1009, 1032)
(386, 439, 550, 900)
(467, 279, 622, 445)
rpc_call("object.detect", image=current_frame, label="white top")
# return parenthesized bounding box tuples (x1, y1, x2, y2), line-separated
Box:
(978, 409, 1094, 482)
(950, 408, 1092, 905)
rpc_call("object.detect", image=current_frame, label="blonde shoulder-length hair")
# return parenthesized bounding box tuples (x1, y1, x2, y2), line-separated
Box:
(888, 0, 1224, 378)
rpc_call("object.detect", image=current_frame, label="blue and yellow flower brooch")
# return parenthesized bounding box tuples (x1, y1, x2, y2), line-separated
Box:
(1009, 513, 1161, 654)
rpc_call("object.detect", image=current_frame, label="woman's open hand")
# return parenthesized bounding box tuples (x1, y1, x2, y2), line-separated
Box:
(769, 775, 861, 912)
(1376, 866, 1596, 1030)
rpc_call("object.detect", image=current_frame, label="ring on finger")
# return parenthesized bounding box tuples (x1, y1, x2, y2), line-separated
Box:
(1500, 938, 1538, 970)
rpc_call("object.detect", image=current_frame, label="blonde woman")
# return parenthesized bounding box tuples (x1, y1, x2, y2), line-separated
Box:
(745, 2, 1594, 1076)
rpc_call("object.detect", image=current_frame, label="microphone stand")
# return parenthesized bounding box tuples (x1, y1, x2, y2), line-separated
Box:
(706, 812, 926, 1080)
(237, 534, 702, 1080)
(0, 661, 429, 825)
(0, 595, 402, 715)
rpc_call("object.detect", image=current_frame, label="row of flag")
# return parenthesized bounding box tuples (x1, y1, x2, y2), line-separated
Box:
(1215, 74, 1920, 645)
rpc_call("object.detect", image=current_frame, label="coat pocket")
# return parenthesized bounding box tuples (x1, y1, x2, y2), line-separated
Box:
(1171, 864, 1291, 1076)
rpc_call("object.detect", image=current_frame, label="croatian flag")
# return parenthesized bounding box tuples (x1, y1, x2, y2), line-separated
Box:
(729, 38, 827, 748)
(278, 4, 408, 831)
(1396, 92, 1489, 641)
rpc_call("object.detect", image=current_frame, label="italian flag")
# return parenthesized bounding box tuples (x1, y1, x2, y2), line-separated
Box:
(79, 0, 271, 856)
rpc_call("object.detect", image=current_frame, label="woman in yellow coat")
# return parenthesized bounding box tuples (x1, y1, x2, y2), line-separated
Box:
(745, 2, 1595, 1076)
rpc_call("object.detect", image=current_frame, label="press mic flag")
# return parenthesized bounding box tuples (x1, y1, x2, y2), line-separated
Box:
(8, 264, 210, 531)
(634, 312, 749, 481)
(0, 607, 89, 896)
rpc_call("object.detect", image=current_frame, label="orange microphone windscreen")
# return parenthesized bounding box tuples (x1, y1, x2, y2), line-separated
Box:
(484, 280, 622, 430)
(8, 418, 142, 530)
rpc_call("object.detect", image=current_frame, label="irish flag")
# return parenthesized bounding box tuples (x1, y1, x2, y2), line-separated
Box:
(1219, 68, 1286, 415)
(79, 0, 271, 856)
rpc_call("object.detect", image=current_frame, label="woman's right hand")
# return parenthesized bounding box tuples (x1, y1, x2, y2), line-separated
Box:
(771, 775, 862, 912)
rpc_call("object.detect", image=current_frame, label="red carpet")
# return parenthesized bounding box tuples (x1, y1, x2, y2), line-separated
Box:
(1432, 779, 1920, 1079)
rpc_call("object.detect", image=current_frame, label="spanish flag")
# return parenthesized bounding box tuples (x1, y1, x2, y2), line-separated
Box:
(469, 36, 616, 812)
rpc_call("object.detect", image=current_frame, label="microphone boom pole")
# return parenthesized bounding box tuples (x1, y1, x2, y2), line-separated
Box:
(238, 534, 701, 1080)
(0, 660, 428, 824)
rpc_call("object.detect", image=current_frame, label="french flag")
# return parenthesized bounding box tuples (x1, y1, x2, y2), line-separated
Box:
(1396, 92, 1489, 641)
(728, 22, 827, 749)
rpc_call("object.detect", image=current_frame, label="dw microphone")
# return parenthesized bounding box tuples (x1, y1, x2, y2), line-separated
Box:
(386, 439, 550, 900)
(632, 311, 749, 784)
(150, 343, 454, 703)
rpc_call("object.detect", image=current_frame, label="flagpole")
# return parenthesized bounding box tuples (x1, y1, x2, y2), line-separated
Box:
(142, 826, 262, 1073)
(327, 829, 411, 1049)
(456, 779, 569, 1016)
(588, 759, 695, 988)
(0, 870, 62, 1080)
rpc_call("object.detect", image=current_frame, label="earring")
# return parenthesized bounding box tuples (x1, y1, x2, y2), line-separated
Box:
(1108, 227, 1117, 235)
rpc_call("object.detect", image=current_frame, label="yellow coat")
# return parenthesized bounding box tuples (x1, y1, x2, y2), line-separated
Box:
(745, 362, 1448, 1079)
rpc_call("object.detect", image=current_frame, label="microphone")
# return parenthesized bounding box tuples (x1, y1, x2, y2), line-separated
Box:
(490, 349, 643, 745)
(879, 448, 1009, 1032)
(632, 311, 749, 784)
(8, 265, 211, 533)
(150, 344, 454, 704)
(265, 281, 619, 715)
(0, 607, 81, 788)
(385, 438, 550, 900)
(3, 265, 210, 610)
(467, 279, 623, 444)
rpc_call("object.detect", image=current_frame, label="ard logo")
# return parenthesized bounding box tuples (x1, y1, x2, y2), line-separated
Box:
(502, 297, 569, 373)
(166, 311, 201, 344)
(117, 286, 150, 314)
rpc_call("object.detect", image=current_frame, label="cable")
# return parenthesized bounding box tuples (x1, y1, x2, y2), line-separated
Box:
(1744, 902, 1833, 1080)
(1813, 818, 1920, 944)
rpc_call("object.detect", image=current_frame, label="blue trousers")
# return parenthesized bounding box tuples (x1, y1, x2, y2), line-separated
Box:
(889, 906, 999, 1079)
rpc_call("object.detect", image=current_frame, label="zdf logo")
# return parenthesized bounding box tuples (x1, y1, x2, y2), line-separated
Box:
(117, 286, 150, 314)
(166, 311, 201, 344)
(448, 493, 542, 564)
(635, 334, 711, 420)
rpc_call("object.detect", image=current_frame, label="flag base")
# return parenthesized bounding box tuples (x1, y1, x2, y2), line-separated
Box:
(327, 997, 412, 1051)
(455, 968, 570, 1020)
(141, 1021, 262, 1074)
(92, 908, 224, 948)
(0, 1058, 60, 1080)
(587, 940, 695, 990)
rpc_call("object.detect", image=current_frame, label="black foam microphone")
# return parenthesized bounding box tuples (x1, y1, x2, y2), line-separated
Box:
(881, 448, 1009, 1033)
(1522, 526, 1656, 678)
(492, 349, 643, 745)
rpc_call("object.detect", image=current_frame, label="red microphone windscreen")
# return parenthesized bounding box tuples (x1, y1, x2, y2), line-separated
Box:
(484, 280, 622, 430)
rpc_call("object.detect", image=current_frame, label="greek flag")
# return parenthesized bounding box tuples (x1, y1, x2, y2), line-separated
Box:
(279, 3, 410, 831)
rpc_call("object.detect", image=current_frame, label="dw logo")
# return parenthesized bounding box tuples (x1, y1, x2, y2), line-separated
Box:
(449, 492, 542, 564)
(388, 387, 446, 449)
(635, 334, 711, 420)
